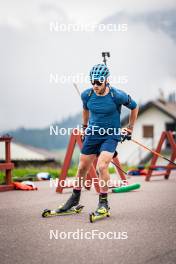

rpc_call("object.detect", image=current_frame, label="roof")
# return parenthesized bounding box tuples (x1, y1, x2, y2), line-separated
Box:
(121, 99, 176, 125)
(154, 100, 176, 119)
(0, 141, 58, 161)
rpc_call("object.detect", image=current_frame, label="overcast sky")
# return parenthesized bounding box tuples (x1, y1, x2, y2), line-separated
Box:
(1, 0, 176, 130)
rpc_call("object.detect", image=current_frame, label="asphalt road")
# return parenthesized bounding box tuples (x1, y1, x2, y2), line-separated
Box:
(0, 173, 176, 264)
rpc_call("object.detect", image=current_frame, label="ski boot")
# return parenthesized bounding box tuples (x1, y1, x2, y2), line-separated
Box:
(42, 190, 84, 217)
(89, 194, 110, 223)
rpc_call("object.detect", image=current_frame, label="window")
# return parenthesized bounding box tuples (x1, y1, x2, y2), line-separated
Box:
(165, 122, 176, 148)
(166, 122, 176, 132)
(143, 125, 154, 138)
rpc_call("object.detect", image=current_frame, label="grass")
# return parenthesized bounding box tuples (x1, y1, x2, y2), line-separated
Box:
(0, 171, 5, 184)
(0, 166, 82, 184)
(0, 164, 137, 184)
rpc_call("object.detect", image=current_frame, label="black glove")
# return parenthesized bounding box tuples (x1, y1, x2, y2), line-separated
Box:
(81, 134, 85, 142)
(121, 128, 132, 142)
(81, 124, 87, 142)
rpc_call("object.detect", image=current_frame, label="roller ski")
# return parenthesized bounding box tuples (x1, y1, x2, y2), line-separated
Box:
(42, 189, 83, 218)
(89, 194, 110, 223)
(42, 204, 84, 217)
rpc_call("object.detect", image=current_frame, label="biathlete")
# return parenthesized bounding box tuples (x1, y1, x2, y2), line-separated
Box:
(43, 64, 138, 221)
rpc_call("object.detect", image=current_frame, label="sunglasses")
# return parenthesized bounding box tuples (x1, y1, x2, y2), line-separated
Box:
(91, 80, 104, 86)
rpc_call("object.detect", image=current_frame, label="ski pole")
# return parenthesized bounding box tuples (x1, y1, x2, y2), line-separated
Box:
(73, 83, 176, 166)
(131, 138, 176, 166)
(111, 160, 129, 175)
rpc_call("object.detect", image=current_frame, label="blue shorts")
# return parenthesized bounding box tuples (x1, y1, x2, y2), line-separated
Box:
(81, 135, 118, 156)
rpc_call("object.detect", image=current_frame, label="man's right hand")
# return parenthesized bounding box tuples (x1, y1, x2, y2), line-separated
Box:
(81, 124, 87, 142)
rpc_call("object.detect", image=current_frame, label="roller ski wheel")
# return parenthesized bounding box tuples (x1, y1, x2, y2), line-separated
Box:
(42, 204, 84, 218)
(89, 193, 110, 223)
(89, 208, 110, 223)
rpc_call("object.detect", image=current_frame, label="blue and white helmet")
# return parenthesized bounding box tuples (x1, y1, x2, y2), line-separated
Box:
(90, 64, 110, 82)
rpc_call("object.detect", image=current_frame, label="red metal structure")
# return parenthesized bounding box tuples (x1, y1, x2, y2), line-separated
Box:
(56, 129, 126, 193)
(0, 136, 14, 191)
(146, 131, 176, 181)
